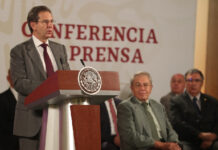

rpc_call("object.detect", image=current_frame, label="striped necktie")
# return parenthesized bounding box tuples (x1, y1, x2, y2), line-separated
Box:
(108, 99, 119, 135)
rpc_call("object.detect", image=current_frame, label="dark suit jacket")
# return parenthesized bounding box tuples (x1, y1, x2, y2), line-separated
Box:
(160, 92, 176, 118)
(170, 91, 218, 144)
(0, 88, 19, 150)
(100, 98, 121, 150)
(10, 38, 70, 137)
(117, 97, 179, 150)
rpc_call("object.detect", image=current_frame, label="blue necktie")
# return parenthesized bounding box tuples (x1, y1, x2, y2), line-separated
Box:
(193, 97, 200, 113)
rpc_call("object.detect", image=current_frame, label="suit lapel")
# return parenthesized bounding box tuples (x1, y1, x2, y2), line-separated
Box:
(183, 92, 193, 106)
(150, 100, 162, 122)
(149, 100, 165, 135)
(27, 38, 47, 79)
(200, 94, 207, 113)
(131, 97, 153, 135)
(49, 42, 62, 70)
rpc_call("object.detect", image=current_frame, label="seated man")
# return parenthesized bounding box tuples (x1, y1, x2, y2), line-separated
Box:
(0, 70, 19, 150)
(160, 73, 185, 117)
(170, 68, 218, 150)
(100, 97, 121, 150)
(117, 71, 181, 150)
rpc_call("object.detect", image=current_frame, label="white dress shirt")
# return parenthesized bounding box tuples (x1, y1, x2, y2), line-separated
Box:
(32, 35, 58, 73)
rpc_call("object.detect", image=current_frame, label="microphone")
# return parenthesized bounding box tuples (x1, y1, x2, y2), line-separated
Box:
(60, 58, 63, 65)
(60, 58, 66, 70)
(80, 59, 86, 67)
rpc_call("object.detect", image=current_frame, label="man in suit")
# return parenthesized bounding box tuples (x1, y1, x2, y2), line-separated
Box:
(160, 73, 185, 117)
(117, 71, 181, 150)
(170, 68, 218, 150)
(100, 97, 121, 150)
(10, 5, 70, 150)
(0, 70, 19, 150)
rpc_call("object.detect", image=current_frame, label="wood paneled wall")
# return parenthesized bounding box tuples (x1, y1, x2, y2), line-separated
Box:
(195, 0, 218, 99)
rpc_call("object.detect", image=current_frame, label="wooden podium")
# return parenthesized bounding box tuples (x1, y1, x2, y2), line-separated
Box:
(24, 70, 120, 150)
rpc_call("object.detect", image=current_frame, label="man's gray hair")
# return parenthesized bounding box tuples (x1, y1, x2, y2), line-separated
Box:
(130, 71, 153, 86)
(185, 68, 204, 80)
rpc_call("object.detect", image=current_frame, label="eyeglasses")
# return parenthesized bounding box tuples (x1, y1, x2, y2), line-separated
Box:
(186, 78, 202, 83)
(134, 82, 152, 88)
(36, 19, 56, 25)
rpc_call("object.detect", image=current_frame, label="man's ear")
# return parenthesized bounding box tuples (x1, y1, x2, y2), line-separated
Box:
(30, 22, 36, 31)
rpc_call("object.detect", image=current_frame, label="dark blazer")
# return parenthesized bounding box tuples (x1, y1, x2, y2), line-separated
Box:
(170, 91, 218, 144)
(117, 97, 179, 150)
(10, 38, 70, 137)
(100, 98, 121, 150)
(0, 88, 19, 150)
(160, 92, 177, 118)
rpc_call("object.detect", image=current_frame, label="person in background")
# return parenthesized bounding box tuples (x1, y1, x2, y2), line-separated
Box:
(117, 71, 181, 150)
(10, 5, 70, 150)
(160, 73, 185, 117)
(100, 97, 121, 150)
(0, 70, 19, 150)
(170, 68, 218, 150)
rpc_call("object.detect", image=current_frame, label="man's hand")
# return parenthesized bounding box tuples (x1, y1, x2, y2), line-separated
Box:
(200, 141, 213, 150)
(166, 142, 181, 150)
(199, 132, 217, 141)
(154, 141, 181, 150)
(198, 132, 217, 149)
(113, 135, 120, 147)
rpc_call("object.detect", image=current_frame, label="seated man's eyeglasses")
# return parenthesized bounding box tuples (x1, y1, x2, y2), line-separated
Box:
(186, 78, 202, 83)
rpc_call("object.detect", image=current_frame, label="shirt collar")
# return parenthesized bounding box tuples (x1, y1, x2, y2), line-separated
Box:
(187, 92, 201, 101)
(134, 96, 150, 105)
(32, 35, 49, 47)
